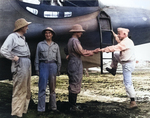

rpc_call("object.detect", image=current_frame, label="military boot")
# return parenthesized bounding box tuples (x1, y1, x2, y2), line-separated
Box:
(69, 92, 83, 112)
(106, 67, 116, 76)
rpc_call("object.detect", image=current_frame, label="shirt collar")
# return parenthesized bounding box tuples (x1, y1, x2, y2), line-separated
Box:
(15, 32, 25, 40)
(44, 40, 54, 46)
(123, 37, 128, 40)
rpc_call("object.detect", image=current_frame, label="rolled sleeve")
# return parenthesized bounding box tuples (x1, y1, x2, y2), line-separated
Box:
(0, 35, 15, 60)
(73, 39, 83, 55)
(102, 42, 127, 52)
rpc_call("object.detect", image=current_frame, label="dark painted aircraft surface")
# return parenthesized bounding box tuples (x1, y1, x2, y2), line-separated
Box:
(0, 0, 150, 80)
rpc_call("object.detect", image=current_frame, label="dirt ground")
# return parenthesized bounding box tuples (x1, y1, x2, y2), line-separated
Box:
(0, 70, 150, 118)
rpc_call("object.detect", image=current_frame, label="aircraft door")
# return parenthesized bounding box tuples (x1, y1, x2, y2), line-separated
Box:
(97, 11, 114, 74)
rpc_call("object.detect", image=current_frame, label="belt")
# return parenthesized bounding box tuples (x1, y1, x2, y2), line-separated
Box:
(40, 60, 56, 63)
(121, 60, 134, 63)
(19, 56, 30, 58)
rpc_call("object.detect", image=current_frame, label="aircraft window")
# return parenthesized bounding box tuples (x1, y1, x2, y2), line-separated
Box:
(26, 7, 38, 15)
(20, 0, 40, 5)
(64, 12, 72, 17)
(44, 11, 59, 18)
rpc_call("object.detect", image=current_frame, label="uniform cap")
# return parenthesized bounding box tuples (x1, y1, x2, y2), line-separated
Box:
(117, 28, 129, 34)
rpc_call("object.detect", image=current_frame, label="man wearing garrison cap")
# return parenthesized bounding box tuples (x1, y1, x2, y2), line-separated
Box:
(94, 27, 137, 109)
(0, 18, 32, 117)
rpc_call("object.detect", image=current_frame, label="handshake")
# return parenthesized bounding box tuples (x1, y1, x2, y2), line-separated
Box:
(86, 48, 104, 56)
(92, 48, 103, 54)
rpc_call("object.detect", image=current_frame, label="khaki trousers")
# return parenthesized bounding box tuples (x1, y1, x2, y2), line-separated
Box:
(11, 57, 31, 117)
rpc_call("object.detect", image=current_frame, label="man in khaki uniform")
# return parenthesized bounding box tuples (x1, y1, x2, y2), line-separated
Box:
(95, 28, 137, 109)
(0, 18, 32, 117)
(35, 27, 61, 112)
(64, 24, 97, 111)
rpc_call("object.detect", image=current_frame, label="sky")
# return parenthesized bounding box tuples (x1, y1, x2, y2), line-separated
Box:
(100, 0, 150, 9)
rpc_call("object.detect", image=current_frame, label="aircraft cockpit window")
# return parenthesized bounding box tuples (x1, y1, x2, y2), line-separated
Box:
(64, 12, 72, 17)
(26, 7, 38, 15)
(44, 11, 59, 18)
(41, 0, 63, 6)
(20, 0, 40, 5)
(18, 0, 99, 18)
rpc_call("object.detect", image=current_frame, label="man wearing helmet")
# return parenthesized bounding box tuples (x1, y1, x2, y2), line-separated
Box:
(0, 18, 32, 117)
(64, 24, 97, 111)
(35, 27, 61, 113)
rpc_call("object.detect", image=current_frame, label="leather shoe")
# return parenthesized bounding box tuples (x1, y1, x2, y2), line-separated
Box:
(127, 101, 138, 109)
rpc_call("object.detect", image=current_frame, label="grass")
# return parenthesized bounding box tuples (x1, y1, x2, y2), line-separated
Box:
(0, 72, 150, 118)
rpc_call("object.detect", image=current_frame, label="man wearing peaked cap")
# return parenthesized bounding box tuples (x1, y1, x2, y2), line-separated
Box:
(95, 27, 137, 109)
(0, 18, 32, 117)
(35, 27, 61, 113)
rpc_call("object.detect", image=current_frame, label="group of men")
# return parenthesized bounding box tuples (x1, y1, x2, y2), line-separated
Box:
(0, 18, 137, 118)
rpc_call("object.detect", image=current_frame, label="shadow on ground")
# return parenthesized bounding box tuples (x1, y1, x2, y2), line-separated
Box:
(0, 82, 147, 118)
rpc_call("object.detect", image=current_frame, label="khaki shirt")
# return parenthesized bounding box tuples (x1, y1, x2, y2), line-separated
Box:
(0, 32, 31, 73)
(67, 38, 83, 58)
(102, 37, 135, 61)
(35, 40, 61, 71)
(0, 32, 30, 60)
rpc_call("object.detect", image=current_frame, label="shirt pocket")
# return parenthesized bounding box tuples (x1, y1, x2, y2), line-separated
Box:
(52, 48, 57, 57)
(14, 42, 28, 53)
(52, 47, 57, 53)
(40, 48, 48, 59)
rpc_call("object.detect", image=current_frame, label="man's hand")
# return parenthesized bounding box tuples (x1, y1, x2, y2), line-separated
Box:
(66, 55, 69, 60)
(111, 30, 120, 43)
(88, 51, 94, 56)
(111, 30, 116, 36)
(93, 48, 101, 54)
(13, 56, 19, 62)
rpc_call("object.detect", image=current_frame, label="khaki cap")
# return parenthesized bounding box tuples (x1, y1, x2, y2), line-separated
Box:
(117, 28, 129, 34)
(69, 24, 85, 32)
(13, 18, 31, 32)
